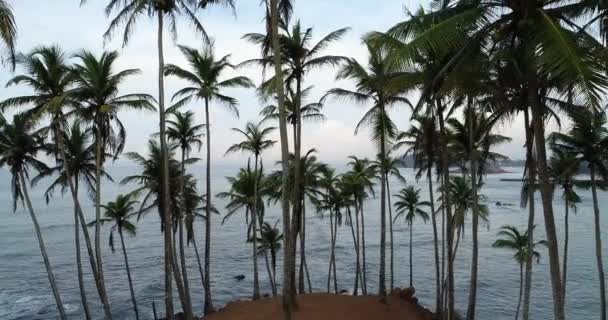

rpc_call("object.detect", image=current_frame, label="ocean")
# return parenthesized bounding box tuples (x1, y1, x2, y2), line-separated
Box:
(0, 165, 606, 319)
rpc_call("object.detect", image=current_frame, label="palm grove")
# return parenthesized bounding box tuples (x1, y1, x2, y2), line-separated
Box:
(1, 1, 608, 320)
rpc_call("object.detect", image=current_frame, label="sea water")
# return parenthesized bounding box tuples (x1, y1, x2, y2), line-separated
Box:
(1, 165, 606, 319)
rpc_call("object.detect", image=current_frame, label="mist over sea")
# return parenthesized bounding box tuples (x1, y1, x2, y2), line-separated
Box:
(1, 165, 606, 319)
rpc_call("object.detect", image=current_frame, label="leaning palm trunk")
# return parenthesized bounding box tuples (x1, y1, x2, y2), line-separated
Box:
(269, 1, 294, 318)
(94, 124, 109, 319)
(436, 98, 455, 320)
(516, 263, 524, 320)
(378, 104, 388, 300)
(264, 251, 277, 296)
(203, 96, 214, 314)
(293, 93, 304, 297)
(19, 171, 67, 320)
(522, 109, 536, 320)
(360, 198, 368, 294)
(157, 12, 175, 320)
(528, 62, 564, 320)
(74, 179, 91, 320)
(55, 121, 112, 319)
(408, 222, 413, 288)
(386, 178, 395, 291)
(590, 166, 607, 320)
(347, 206, 361, 295)
(302, 201, 313, 293)
(428, 169, 441, 315)
(119, 228, 140, 320)
(178, 151, 194, 319)
(327, 209, 335, 293)
(252, 155, 261, 300)
(191, 236, 207, 300)
(562, 199, 569, 306)
(466, 106, 479, 320)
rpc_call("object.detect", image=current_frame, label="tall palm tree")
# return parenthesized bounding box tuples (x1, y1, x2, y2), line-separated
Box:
(165, 109, 204, 313)
(394, 186, 430, 288)
(372, 3, 608, 318)
(323, 41, 412, 297)
(0, 0, 16, 69)
(394, 114, 441, 312)
(165, 43, 253, 310)
(33, 121, 112, 320)
(0, 114, 66, 319)
(71, 50, 155, 318)
(226, 121, 276, 299)
(264, 0, 296, 314)
(493, 226, 545, 320)
(549, 110, 608, 319)
(0, 45, 113, 319)
(93, 194, 141, 320)
(257, 221, 283, 296)
(548, 149, 581, 305)
(101, 1, 236, 316)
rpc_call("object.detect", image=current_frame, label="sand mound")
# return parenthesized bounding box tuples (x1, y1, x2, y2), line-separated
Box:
(205, 292, 435, 320)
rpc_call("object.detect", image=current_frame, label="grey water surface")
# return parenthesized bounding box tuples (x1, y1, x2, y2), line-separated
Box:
(1, 165, 606, 319)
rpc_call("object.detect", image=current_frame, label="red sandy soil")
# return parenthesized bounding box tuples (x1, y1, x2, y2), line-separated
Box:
(205, 293, 435, 320)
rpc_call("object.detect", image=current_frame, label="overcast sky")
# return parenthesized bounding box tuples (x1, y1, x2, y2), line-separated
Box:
(0, 0, 536, 167)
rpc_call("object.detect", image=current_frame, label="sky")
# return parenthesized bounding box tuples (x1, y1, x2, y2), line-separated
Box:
(0, 0, 534, 167)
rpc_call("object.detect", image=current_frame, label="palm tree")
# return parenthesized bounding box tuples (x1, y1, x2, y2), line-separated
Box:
(0, 0, 16, 69)
(317, 165, 341, 294)
(0, 45, 113, 319)
(264, 0, 296, 314)
(549, 110, 608, 319)
(71, 49, 155, 318)
(32, 121, 112, 320)
(372, 3, 608, 318)
(548, 149, 581, 305)
(165, 43, 253, 311)
(0, 114, 66, 319)
(394, 114, 441, 312)
(493, 226, 545, 320)
(226, 121, 276, 299)
(323, 41, 412, 297)
(165, 110, 204, 313)
(93, 194, 141, 320)
(257, 221, 283, 296)
(101, 0, 236, 316)
(394, 186, 430, 288)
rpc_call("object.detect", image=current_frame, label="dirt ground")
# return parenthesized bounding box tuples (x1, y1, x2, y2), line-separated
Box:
(205, 293, 435, 320)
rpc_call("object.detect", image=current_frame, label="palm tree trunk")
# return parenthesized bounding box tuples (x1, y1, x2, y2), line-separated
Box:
(94, 120, 109, 319)
(171, 228, 189, 317)
(347, 206, 360, 295)
(298, 198, 305, 294)
(157, 12, 175, 320)
(516, 263, 524, 320)
(54, 120, 112, 319)
(332, 210, 339, 293)
(74, 178, 91, 320)
(428, 169, 441, 315)
(252, 155, 261, 300)
(409, 222, 413, 288)
(522, 108, 536, 320)
(562, 199, 569, 308)
(271, 244, 278, 294)
(19, 171, 67, 319)
(179, 150, 194, 320)
(466, 105, 479, 320)
(269, 1, 294, 317)
(302, 201, 313, 293)
(440, 174, 446, 319)
(203, 96, 215, 314)
(264, 250, 276, 296)
(378, 103, 388, 300)
(119, 228, 140, 320)
(386, 178, 395, 291)
(294, 100, 304, 297)
(191, 236, 206, 303)
(590, 166, 606, 320)
(436, 98, 455, 320)
(360, 198, 368, 295)
(327, 208, 334, 293)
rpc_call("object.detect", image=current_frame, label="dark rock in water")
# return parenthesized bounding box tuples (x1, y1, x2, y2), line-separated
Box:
(496, 202, 502, 206)
(339, 289, 349, 294)
(391, 287, 417, 303)
(234, 274, 246, 281)
(263, 293, 270, 298)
